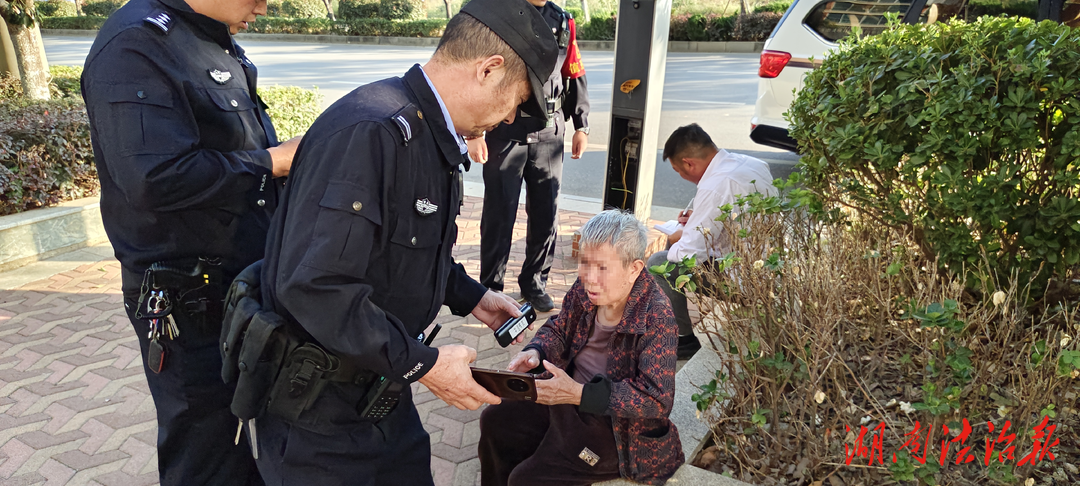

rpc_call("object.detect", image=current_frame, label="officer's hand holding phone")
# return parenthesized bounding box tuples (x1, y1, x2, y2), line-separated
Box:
(419, 344, 501, 410)
(471, 290, 529, 345)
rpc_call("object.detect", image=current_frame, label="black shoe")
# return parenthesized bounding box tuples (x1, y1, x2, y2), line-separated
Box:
(525, 292, 555, 312)
(677, 334, 701, 360)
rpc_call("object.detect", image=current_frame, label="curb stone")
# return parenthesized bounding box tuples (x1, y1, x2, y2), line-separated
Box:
(0, 197, 107, 273)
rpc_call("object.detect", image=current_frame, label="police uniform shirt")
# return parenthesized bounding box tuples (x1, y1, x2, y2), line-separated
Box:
(261, 65, 487, 411)
(81, 0, 280, 282)
(487, 1, 590, 144)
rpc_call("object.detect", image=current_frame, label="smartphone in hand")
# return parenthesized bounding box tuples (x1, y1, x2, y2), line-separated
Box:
(471, 367, 537, 401)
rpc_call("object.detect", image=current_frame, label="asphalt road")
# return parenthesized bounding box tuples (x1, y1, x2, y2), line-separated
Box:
(43, 35, 800, 214)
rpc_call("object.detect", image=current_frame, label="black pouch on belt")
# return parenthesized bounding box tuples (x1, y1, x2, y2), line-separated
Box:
(231, 310, 292, 421)
(265, 343, 338, 422)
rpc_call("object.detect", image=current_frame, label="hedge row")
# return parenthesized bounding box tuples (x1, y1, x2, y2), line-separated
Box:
(246, 17, 449, 36)
(582, 12, 781, 42)
(82, 0, 125, 17)
(0, 99, 98, 217)
(1, 66, 95, 216)
(35, 0, 77, 17)
(39, 12, 785, 42)
(41, 16, 107, 30)
(337, 0, 380, 19)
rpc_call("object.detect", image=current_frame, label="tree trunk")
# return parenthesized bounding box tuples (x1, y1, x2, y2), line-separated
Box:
(7, 25, 49, 99)
(739, 0, 750, 16)
(322, 0, 336, 20)
(1, 0, 49, 100)
(580, 0, 590, 23)
(443, 0, 451, 18)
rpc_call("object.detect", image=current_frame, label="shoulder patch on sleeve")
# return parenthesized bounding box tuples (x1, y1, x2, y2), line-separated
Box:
(143, 11, 173, 34)
(389, 104, 422, 145)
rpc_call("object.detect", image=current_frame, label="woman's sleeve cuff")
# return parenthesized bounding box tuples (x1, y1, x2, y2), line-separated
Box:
(579, 375, 611, 414)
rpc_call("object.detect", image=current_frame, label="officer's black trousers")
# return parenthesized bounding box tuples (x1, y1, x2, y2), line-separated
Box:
(122, 274, 263, 486)
(480, 137, 564, 297)
(478, 400, 622, 486)
(254, 387, 434, 486)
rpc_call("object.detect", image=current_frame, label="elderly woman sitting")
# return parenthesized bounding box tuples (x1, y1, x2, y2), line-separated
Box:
(478, 210, 684, 486)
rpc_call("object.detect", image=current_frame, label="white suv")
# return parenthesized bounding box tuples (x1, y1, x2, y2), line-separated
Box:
(750, 0, 967, 152)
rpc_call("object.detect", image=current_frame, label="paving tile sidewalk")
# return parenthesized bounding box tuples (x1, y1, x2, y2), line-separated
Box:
(0, 196, 669, 486)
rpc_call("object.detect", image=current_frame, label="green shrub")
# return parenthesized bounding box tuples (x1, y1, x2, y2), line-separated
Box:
(731, 11, 781, 41)
(563, 6, 583, 20)
(337, 0, 379, 19)
(40, 15, 107, 29)
(0, 72, 20, 101)
(383, 19, 445, 36)
(259, 85, 322, 140)
(670, 13, 710, 41)
(788, 16, 1080, 297)
(247, 17, 332, 34)
(966, 0, 1038, 19)
(666, 12, 741, 41)
(378, 0, 423, 20)
(267, 0, 282, 16)
(684, 13, 708, 41)
(0, 100, 97, 216)
(48, 65, 82, 99)
(704, 13, 736, 41)
(247, 17, 445, 35)
(753, 0, 790, 13)
(2, 65, 85, 101)
(281, 0, 325, 18)
(576, 13, 616, 40)
(36, 0, 77, 17)
(81, 0, 124, 17)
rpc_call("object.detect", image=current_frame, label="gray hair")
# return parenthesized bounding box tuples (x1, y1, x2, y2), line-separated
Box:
(578, 209, 648, 267)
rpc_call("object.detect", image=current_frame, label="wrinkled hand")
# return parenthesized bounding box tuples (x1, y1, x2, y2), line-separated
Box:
(571, 131, 587, 159)
(418, 344, 501, 410)
(471, 289, 525, 338)
(677, 209, 693, 226)
(507, 348, 541, 373)
(467, 136, 489, 164)
(267, 136, 302, 178)
(535, 360, 583, 406)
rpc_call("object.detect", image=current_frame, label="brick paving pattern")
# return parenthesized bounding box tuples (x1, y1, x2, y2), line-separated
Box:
(0, 196, 668, 486)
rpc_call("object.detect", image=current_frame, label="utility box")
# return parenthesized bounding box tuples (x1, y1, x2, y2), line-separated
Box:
(601, 0, 672, 222)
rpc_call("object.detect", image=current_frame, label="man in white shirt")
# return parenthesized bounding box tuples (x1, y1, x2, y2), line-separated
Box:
(647, 124, 777, 359)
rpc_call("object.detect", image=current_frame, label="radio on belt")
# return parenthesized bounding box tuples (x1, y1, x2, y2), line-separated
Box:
(495, 303, 537, 348)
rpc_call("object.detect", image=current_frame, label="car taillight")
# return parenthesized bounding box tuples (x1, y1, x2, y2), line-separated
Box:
(759, 50, 792, 78)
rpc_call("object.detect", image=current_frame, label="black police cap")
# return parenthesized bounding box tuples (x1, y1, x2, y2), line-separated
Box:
(459, 0, 559, 121)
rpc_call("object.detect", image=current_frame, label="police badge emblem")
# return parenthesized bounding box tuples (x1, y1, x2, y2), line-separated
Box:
(415, 198, 438, 216)
(208, 69, 232, 85)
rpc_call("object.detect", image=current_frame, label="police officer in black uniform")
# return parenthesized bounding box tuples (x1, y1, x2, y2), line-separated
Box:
(253, 0, 557, 482)
(80, 0, 299, 482)
(470, 0, 590, 312)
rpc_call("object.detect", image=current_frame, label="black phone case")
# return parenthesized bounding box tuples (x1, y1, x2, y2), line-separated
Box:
(495, 304, 537, 347)
(471, 368, 537, 401)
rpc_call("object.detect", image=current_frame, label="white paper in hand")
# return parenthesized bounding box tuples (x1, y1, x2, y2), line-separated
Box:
(653, 220, 683, 236)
